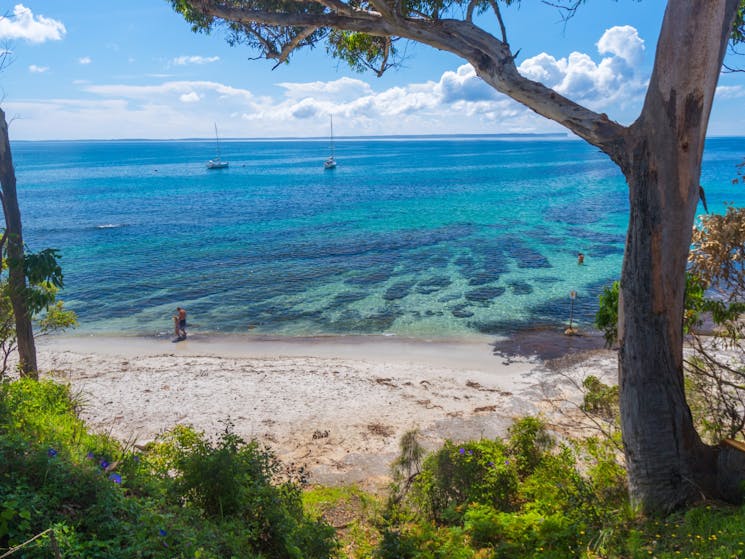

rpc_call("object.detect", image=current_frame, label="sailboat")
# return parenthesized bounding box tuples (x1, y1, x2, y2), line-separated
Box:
(323, 115, 337, 170)
(207, 123, 229, 169)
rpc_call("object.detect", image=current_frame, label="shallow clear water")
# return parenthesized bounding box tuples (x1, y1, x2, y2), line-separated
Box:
(13, 136, 745, 338)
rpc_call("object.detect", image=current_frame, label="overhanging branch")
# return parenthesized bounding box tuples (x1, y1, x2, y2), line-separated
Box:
(184, 0, 628, 151)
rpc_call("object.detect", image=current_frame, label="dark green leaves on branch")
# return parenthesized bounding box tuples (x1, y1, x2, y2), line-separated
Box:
(23, 248, 64, 314)
(731, 0, 745, 44)
(327, 32, 396, 76)
(594, 281, 619, 348)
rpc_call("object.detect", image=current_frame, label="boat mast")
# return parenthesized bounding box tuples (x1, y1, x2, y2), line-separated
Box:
(329, 115, 334, 157)
(214, 123, 222, 159)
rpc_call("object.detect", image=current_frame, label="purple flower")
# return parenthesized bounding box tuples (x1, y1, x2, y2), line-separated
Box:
(109, 473, 122, 484)
(505, 460, 510, 466)
(487, 461, 494, 467)
(159, 529, 167, 537)
(133, 455, 140, 463)
(47, 448, 57, 457)
(100, 459, 110, 470)
(86, 451, 95, 460)
(458, 448, 465, 455)
(467, 450, 473, 455)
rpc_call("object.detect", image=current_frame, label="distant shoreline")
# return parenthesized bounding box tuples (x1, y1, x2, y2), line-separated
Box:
(13, 133, 743, 143)
(13, 132, 571, 143)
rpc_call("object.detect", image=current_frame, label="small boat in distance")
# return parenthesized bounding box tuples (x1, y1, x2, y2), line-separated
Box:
(207, 123, 229, 169)
(323, 115, 336, 170)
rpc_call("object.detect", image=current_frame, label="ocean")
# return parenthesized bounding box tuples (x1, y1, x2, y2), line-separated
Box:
(12, 135, 745, 339)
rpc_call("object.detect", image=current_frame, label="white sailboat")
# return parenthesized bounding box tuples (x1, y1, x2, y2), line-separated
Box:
(207, 123, 229, 169)
(323, 115, 337, 170)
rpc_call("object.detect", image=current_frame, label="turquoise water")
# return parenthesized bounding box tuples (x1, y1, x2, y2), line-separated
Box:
(12, 136, 745, 338)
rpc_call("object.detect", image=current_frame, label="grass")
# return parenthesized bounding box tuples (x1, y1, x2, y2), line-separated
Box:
(303, 485, 383, 558)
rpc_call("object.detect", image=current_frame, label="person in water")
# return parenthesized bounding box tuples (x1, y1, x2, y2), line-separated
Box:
(577, 252, 585, 265)
(174, 307, 187, 339)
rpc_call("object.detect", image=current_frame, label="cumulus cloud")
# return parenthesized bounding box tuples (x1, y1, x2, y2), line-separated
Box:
(179, 92, 200, 103)
(518, 25, 647, 111)
(436, 64, 498, 103)
(78, 56, 91, 65)
(9, 25, 656, 139)
(596, 25, 644, 65)
(28, 64, 48, 73)
(0, 4, 65, 43)
(173, 55, 220, 65)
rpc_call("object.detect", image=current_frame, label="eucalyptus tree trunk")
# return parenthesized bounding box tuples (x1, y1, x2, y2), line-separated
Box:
(616, 0, 743, 513)
(0, 108, 38, 378)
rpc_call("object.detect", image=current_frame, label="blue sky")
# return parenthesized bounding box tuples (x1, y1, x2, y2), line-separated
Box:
(0, 1, 743, 140)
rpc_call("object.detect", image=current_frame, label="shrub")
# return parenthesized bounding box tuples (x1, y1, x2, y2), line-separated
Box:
(465, 504, 578, 558)
(506, 416, 553, 479)
(595, 280, 620, 348)
(581, 375, 619, 420)
(147, 421, 336, 558)
(411, 439, 519, 523)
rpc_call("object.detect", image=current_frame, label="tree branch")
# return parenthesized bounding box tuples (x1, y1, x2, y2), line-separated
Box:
(487, 0, 507, 43)
(312, 0, 357, 16)
(270, 26, 318, 68)
(184, 0, 628, 151)
(466, 0, 477, 22)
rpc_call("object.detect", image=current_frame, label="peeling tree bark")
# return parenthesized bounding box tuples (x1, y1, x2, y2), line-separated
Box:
(0, 108, 38, 378)
(617, 0, 742, 513)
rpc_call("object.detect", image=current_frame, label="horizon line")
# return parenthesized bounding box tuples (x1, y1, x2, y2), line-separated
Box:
(14, 132, 572, 143)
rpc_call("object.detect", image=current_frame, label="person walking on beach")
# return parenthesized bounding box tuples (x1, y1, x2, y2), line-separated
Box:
(174, 307, 187, 340)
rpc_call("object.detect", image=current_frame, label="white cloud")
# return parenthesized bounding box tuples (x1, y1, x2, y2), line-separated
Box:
(179, 92, 200, 103)
(0, 4, 65, 43)
(6, 26, 656, 139)
(28, 64, 48, 73)
(518, 25, 647, 111)
(173, 55, 220, 65)
(78, 56, 91, 65)
(277, 77, 373, 102)
(715, 85, 745, 100)
(85, 80, 255, 103)
(596, 25, 645, 65)
(436, 64, 498, 103)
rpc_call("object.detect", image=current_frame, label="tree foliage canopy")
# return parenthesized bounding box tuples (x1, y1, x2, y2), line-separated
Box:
(170, 0, 745, 77)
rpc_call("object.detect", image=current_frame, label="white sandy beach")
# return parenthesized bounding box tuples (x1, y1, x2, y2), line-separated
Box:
(36, 334, 617, 490)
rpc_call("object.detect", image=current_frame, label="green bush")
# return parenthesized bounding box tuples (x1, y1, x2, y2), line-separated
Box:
(149, 421, 335, 558)
(595, 280, 620, 348)
(465, 504, 578, 558)
(581, 375, 619, 419)
(412, 439, 519, 523)
(507, 416, 553, 479)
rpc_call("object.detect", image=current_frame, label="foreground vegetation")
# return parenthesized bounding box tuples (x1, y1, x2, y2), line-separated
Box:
(2, 377, 745, 558)
(0, 378, 335, 558)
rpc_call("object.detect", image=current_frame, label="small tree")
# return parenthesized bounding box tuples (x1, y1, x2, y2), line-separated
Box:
(0, 107, 36, 376)
(0, 110, 74, 379)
